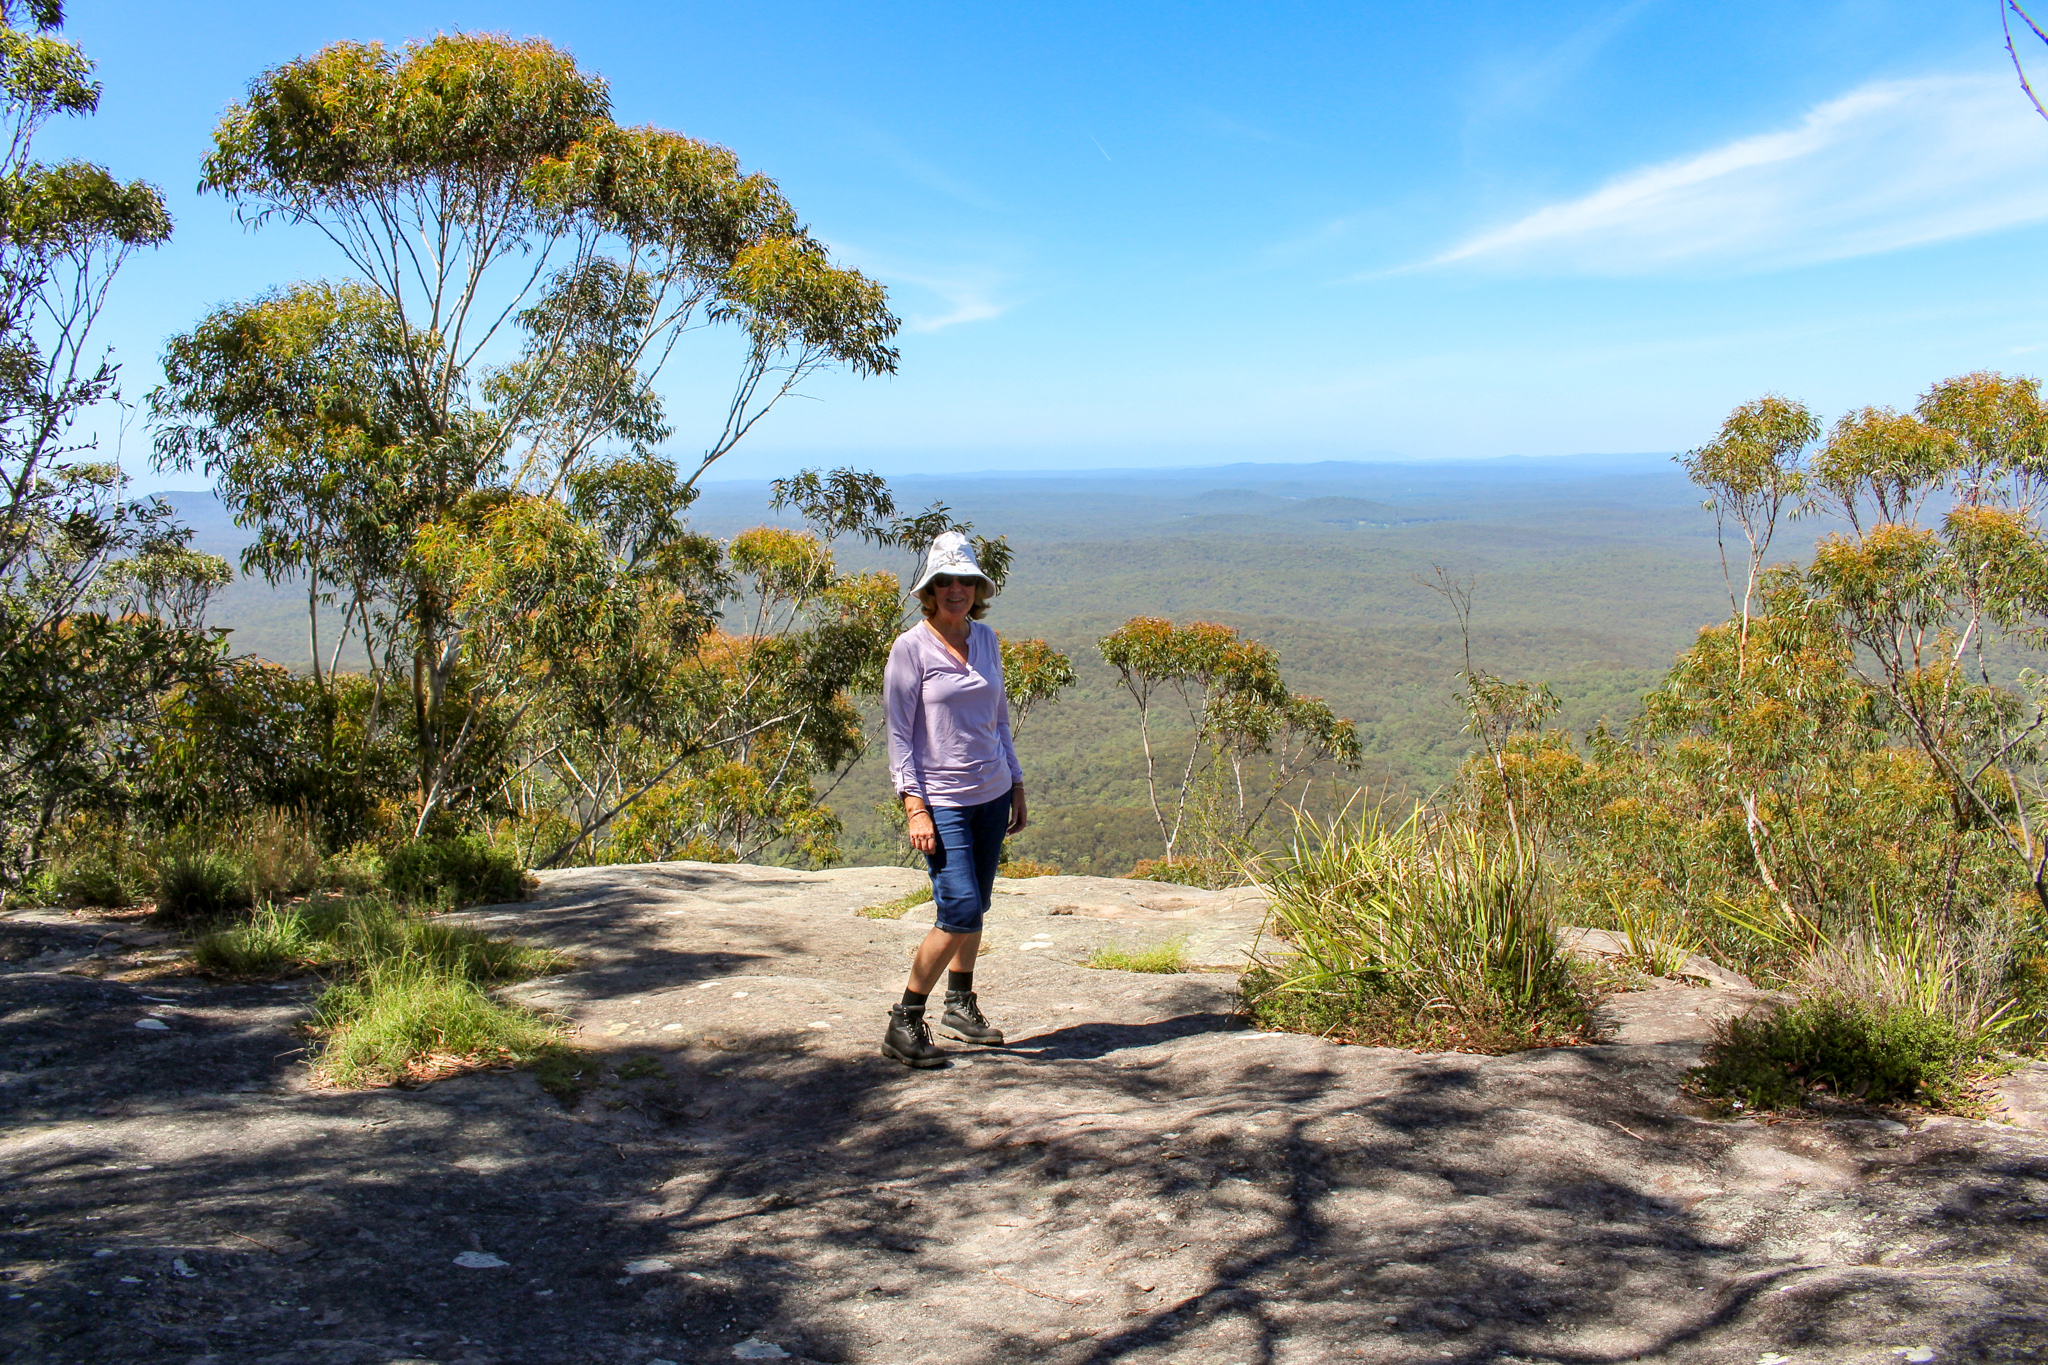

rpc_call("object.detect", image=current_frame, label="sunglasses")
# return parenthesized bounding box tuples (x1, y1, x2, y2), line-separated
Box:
(929, 574, 976, 589)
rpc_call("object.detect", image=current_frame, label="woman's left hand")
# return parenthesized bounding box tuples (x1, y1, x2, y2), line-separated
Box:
(1008, 785, 1028, 835)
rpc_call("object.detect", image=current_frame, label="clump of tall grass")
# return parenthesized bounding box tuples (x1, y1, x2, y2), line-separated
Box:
(232, 807, 325, 900)
(150, 809, 328, 925)
(1243, 806, 1590, 1052)
(1085, 937, 1189, 973)
(155, 851, 254, 923)
(1690, 891, 2038, 1111)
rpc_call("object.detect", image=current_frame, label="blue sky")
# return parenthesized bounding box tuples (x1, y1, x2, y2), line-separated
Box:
(36, 0, 2048, 487)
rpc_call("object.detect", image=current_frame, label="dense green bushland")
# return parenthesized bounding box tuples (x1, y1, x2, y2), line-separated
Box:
(1238, 379, 2048, 1104)
(0, 0, 196, 884)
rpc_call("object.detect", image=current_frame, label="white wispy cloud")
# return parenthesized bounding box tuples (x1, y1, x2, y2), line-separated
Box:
(901, 274, 1007, 333)
(1426, 72, 2048, 274)
(827, 239, 1013, 333)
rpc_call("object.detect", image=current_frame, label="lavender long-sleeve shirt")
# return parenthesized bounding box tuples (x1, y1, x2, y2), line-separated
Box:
(884, 621, 1023, 808)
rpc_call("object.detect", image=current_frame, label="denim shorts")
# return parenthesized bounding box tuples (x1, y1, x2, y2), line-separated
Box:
(924, 791, 1011, 934)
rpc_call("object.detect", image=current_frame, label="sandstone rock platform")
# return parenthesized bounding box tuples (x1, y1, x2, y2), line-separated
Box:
(3, 861, 2045, 1365)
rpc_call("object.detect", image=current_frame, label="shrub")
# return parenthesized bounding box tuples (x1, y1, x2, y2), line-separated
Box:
(48, 848, 132, 908)
(383, 835, 527, 907)
(31, 814, 148, 907)
(154, 851, 252, 924)
(999, 857, 1061, 878)
(1243, 807, 1589, 1052)
(857, 886, 932, 919)
(320, 842, 384, 894)
(1085, 937, 1188, 973)
(1689, 996, 1975, 1110)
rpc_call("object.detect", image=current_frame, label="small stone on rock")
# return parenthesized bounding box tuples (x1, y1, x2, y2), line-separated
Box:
(733, 1341, 790, 1360)
(452, 1251, 508, 1269)
(135, 1019, 170, 1031)
(623, 1257, 671, 1275)
(171, 1258, 196, 1278)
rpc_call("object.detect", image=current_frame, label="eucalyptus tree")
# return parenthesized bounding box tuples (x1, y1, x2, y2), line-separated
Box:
(1681, 394, 1817, 670)
(999, 636, 1077, 740)
(1798, 372, 2048, 912)
(1099, 617, 1359, 865)
(152, 33, 899, 833)
(0, 0, 210, 877)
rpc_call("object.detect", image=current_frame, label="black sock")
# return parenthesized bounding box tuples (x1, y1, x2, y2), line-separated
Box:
(899, 989, 929, 1012)
(947, 970, 974, 995)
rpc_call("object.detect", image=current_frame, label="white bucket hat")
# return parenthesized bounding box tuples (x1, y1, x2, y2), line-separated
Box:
(909, 530, 991, 595)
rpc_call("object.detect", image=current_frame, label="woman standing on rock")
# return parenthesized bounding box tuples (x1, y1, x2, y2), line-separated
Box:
(880, 530, 1027, 1068)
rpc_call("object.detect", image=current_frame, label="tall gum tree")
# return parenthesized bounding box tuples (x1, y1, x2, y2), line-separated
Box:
(151, 33, 899, 835)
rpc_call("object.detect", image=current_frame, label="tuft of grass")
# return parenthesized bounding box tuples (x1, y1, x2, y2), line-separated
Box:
(233, 808, 324, 901)
(194, 894, 565, 983)
(309, 952, 566, 1089)
(192, 902, 343, 977)
(1688, 995, 1976, 1111)
(1242, 807, 1590, 1053)
(999, 857, 1061, 878)
(1084, 937, 1189, 973)
(858, 885, 933, 919)
(1126, 856, 1236, 889)
(1609, 896, 1707, 979)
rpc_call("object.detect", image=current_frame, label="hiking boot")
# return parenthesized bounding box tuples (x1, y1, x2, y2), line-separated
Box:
(881, 1005, 946, 1068)
(941, 990, 1004, 1046)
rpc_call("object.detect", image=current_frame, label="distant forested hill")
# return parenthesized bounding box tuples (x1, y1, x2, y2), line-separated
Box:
(167, 454, 1755, 874)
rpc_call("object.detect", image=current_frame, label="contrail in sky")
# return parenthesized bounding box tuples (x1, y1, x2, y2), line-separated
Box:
(1088, 134, 1113, 162)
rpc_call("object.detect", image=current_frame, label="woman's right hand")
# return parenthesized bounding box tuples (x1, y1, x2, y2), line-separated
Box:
(906, 805, 938, 854)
